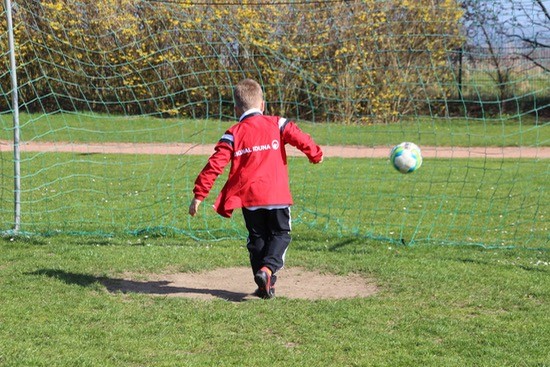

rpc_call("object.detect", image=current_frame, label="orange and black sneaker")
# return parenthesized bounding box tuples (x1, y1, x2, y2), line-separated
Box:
(253, 287, 274, 299)
(254, 266, 275, 299)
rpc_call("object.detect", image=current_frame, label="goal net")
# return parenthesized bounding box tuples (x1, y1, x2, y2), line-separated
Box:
(1, 0, 548, 248)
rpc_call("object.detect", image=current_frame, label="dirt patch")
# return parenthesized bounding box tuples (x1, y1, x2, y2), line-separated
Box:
(1, 140, 549, 159)
(103, 267, 378, 302)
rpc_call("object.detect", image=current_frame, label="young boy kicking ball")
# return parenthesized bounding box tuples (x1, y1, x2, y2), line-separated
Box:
(189, 78, 323, 299)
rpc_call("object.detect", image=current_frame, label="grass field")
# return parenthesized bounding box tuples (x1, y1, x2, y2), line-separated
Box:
(0, 152, 546, 248)
(1, 234, 549, 366)
(461, 68, 550, 100)
(0, 112, 548, 147)
(0, 113, 549, 366)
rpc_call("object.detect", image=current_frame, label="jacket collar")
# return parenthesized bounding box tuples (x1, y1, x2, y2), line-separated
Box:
(239, 108, 263, 122)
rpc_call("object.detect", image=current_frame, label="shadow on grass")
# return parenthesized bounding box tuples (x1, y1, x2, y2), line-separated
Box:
(28, 269, 250, 302)
(452, 257, 549, 273)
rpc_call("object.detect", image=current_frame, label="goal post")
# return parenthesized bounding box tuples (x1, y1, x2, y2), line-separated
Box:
(3, 0, 20, 232)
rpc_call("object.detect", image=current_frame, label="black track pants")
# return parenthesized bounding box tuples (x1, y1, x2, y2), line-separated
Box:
(242, 207, 291, 279)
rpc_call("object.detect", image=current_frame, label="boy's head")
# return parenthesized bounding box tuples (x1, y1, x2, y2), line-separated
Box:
(234, 79, 264, 115)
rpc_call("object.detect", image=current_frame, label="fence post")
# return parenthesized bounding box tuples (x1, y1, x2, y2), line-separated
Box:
(5, 0, 21, 232)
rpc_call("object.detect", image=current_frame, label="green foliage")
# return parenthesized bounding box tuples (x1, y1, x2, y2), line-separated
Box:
(0, 0, 463, 122)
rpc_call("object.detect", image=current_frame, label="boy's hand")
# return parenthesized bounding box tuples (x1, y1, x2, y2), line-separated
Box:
(189, 198, 202, 216)
(311, 153, 323, 164)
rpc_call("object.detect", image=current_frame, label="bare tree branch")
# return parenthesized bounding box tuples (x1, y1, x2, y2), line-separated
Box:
(535, 0, 549, 21)
(520, 53, 550, 73)
(507, 34, 550, 49)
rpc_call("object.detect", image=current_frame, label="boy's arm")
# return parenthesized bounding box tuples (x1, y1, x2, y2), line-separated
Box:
(189, 141, 232, 216)
(281, 120, 323, 163)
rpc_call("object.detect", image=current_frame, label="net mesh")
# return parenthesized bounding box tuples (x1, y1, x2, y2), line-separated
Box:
(0, 0, 548, 248)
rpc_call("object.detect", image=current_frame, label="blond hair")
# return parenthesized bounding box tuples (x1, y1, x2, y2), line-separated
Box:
(234, 79, 263, 110)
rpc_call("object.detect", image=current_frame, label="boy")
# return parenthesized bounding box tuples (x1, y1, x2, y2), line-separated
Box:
(189, 79, 323, 299)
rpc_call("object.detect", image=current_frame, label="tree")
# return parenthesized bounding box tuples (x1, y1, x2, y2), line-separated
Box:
(460, 0, 513, 104)
(502, 0, 549, 73)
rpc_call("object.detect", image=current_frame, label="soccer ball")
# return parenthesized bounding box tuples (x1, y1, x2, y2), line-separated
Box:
(390, 142, 423, 174)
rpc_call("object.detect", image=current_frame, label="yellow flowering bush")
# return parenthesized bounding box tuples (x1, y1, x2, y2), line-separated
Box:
(1, 0, 463, 123)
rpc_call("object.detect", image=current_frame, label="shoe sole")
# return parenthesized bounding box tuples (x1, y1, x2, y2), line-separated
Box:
(253, 288, 268, 298)
(254, 271, 268, 289)
(254, 270, 274, 299)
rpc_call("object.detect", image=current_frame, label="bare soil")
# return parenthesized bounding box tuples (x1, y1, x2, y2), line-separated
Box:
(1, 140, 549, 158)
(103, 267, 379, 302)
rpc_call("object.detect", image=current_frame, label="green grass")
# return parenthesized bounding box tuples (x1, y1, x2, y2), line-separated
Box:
(0, 151, 547, 248)
(0, 235, 549, 367)
(0, 112, 548, 147)
(0, 113, 548, 366)
(462, 69, 550, 99)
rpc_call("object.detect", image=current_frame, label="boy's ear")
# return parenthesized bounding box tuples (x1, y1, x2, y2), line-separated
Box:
(260, 100, 265, 113)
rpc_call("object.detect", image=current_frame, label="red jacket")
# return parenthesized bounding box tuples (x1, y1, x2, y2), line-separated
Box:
(193, 113, 323, 217)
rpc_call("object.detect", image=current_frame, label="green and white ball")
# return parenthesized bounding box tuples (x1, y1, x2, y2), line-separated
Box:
(390, 142, 423, 174)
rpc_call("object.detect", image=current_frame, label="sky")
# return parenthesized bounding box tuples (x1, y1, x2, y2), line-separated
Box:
(466, 0, 549, 47)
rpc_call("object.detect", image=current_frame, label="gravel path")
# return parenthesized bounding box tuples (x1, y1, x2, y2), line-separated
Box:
(1, 140, 549, 159)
